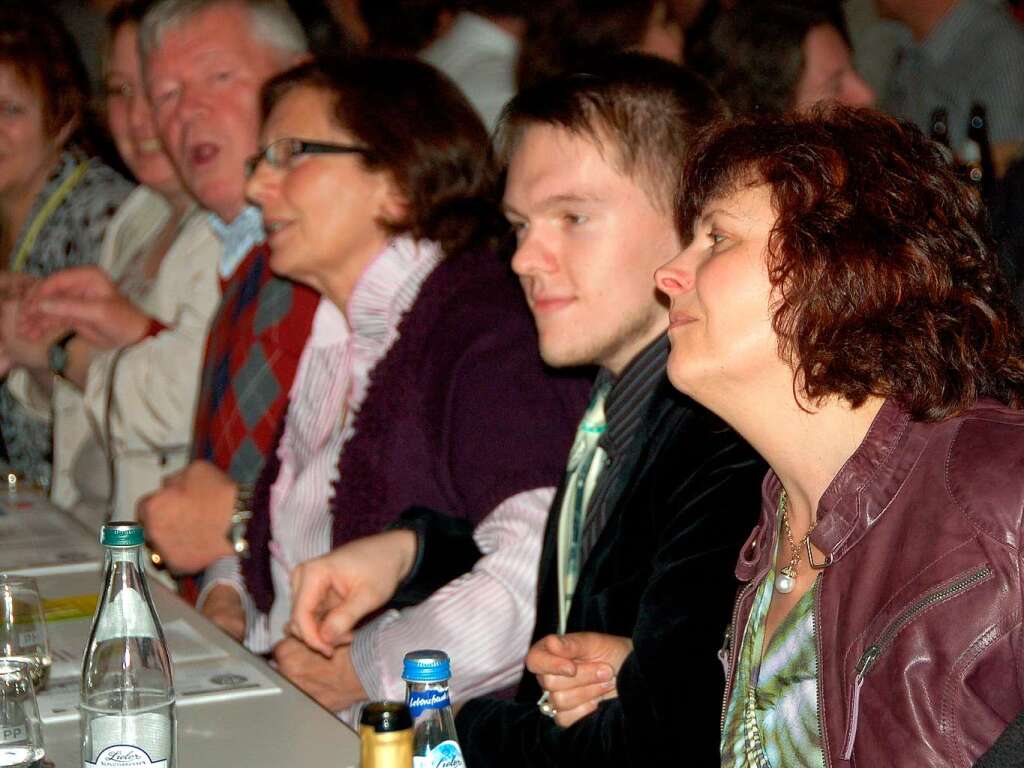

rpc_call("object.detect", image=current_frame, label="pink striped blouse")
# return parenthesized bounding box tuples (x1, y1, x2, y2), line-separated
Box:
(201, 236, 552, 718)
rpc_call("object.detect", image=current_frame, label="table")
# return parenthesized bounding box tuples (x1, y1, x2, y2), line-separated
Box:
(0, 486, 362, 767)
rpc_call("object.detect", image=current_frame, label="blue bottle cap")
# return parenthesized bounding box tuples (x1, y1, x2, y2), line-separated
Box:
(402, 650, 451, 683)
(101, 521, 144, 547)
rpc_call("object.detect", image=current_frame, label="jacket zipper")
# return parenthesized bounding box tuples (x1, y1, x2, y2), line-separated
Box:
(813, 573, 830, 767)
(840, 566, 992, 759)
(720, 580, 756, 732)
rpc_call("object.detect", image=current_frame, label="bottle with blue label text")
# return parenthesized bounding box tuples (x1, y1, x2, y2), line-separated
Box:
(80, 522, 175, 768)
(403, 650, 466, 768)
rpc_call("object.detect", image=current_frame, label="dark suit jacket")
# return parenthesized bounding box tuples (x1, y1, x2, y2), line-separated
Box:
(399, 377, 765, 766)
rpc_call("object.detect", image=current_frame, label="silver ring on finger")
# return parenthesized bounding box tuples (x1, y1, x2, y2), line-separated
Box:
(537, 691, 557, 718)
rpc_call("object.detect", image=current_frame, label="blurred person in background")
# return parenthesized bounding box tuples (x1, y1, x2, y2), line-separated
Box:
(324, 0, 371, 46)
(358, 0, 452, 55)
(420, 0, 530, 131)
(285, 0, 357, 59)
(0, 5, 132, 490)
(52, 0, 120, 96)
(875, 0, 1024, 170)
(516, 0, 685, 91)
(1, 0, 220, 526)
(203, 55, 587, 717)
(689, 0, 874, 116)
(132, 0, 320, 583)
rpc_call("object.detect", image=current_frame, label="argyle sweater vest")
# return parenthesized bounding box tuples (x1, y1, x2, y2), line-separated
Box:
(192, 242, 320, 483)
(241, 247, 591, 613)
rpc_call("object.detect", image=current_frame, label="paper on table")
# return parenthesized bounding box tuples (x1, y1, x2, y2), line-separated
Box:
(39, 654, 281, 722)
(46, 615, 228, 681)
(0, 505, 101, 569)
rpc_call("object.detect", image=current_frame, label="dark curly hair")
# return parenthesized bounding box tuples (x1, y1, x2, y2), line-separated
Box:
(260, 56, 499, 256)
(676, 105, 1024, 421)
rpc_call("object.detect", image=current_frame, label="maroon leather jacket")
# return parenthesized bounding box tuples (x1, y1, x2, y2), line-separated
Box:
(722, 398, 1024, 767)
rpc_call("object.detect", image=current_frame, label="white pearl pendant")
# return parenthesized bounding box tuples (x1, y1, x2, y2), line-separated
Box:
(775, 567, 796, 594)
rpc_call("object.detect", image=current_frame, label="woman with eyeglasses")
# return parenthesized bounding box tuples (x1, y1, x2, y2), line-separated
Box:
(197, 56, 587, 719)
(650, 106, 1024, 765)
(1, 0, 220, 526)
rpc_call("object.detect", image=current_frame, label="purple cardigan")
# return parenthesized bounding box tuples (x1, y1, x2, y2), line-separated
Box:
(241, 247, 591, 613)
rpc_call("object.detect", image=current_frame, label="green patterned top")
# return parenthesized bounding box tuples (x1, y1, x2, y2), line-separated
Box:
(721, 527, 825, 768)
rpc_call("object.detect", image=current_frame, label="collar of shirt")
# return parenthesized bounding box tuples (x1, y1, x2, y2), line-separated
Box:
(209, 205, 265, 279)
(597, 333, 670, 458)
(302, 235, 444, 405)
(347, 235, 443, 349)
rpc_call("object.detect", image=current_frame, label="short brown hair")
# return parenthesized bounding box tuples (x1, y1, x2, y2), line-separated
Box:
(0, 5, 91, 141)
(260, 56, 497, 256)
(496, 53, 727, 213)
(677, 105, 1024, 421)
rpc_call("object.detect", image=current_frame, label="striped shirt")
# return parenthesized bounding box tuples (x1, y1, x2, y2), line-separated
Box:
(882, 0, 1024, 148)
(577, 334, 670, 565)
(201, 236, 553, 713)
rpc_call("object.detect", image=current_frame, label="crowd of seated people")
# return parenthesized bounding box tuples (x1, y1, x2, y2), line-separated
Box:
(6, 0, 220, 527)
(2, 0, 1023, 764)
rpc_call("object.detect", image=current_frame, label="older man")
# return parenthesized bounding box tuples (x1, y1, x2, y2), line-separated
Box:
(134, 0, 317, 605)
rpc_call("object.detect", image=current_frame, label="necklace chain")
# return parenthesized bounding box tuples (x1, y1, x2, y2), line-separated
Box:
(776, 490, 816, 593)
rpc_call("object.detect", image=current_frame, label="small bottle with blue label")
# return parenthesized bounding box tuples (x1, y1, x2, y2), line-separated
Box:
(402, 650, 466, 768)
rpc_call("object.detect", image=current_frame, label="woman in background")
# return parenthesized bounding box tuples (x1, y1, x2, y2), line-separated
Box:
(0, 5, 132, 489)
(3, 0, 220, 525)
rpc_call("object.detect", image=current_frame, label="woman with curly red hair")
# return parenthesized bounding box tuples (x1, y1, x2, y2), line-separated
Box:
(654, 105, 1024, 765)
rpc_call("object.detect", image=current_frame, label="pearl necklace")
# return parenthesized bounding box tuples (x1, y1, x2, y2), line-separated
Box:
(774, 490, 816, 594)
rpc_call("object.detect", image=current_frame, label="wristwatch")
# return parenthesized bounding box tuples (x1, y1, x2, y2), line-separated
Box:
(227, 483, 254, 558)
(47, 331, 77, 378)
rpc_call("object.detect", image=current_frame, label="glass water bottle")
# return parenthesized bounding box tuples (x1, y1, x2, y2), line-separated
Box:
(80, 522, 175, 767)
(403, 650, 466, 768)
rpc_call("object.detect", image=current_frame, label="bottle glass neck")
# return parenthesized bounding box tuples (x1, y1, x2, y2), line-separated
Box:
(105, 545, 144, 567)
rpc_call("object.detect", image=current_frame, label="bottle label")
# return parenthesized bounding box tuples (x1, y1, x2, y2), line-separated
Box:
(413, 740, 466, 768)
(84, 745, 168, 767)
(408, 689, 451, 718)
(92, 587, 158, 643)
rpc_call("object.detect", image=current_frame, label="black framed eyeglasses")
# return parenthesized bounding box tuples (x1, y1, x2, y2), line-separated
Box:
(245, 138, 373, 178)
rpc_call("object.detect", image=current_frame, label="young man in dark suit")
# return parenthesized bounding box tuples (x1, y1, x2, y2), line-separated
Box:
(287, 55, 766, 764)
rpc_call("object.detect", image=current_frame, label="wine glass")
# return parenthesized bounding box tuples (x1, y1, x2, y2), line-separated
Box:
(0, 576, 51, 691)
(0, 659, 45, 767)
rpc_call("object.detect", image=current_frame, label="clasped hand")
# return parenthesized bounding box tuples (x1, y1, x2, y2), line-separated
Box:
(527, 632, 633, 728)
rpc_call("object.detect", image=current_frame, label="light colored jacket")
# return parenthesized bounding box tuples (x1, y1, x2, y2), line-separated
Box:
(10, 186, 221, 529)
